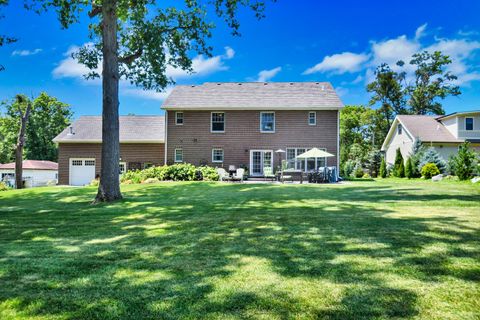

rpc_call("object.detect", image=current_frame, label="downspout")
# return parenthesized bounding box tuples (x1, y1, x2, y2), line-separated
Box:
(337, 109, 340, 171)
(164, 111, 168, 165)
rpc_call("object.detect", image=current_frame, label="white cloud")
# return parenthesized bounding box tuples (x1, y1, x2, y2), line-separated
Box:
(415, 23, 428, 41)
(52, 43, 101, 79)
(122, 86, 173, 101)
(12, 48, 42, 56)
(303, 52, 369, 75)
(256, 66, 282, 82)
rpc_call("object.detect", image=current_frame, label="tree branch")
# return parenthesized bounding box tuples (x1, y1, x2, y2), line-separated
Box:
(88, 5, 102, 18)
(119, 48, 143, 64)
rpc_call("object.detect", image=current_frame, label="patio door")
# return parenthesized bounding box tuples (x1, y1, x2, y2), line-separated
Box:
(250, 150, 273, 176)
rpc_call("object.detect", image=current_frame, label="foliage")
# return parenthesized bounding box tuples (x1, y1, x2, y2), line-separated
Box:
(405, 157, 414, 179)
(0, 181, 9, 191)
(89, 179, 99, 187)
(366, 149, 382, 178)
(393, 148, 405, 178)
(410, 138, 424, 177)
(0, 92, 72, 162)
(379, 158, 387, 178)
(342, 159, 356, 177)
(120, 164, 219, 183)
(421, 163, 440, 179)
(418, 147, 446, 173)
(449, 142, 478, 180)
(353, 162, 364, 178)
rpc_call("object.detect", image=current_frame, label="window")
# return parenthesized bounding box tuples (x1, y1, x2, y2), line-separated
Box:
(174, 149, 183, 163)
(119, 162, 127, 175)
(286, 148, 326, 172)
(466, 117, 474, 131)
(84, 160, 95, 166)
(72, 160, 83, 166)
(260, 112, 275, 132)
(308, 111, 316, 125)
(212, 148, 224, 163)
(143, 162, 153, 169)
(175, 112, 184, 125)
(397, 124, 403, 135)
(211, 112, 225, 132)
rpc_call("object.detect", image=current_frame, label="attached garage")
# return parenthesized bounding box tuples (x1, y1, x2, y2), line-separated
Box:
(69, 158, 96, 186)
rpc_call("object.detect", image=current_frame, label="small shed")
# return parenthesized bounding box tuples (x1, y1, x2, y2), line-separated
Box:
(0, 160, 58, 188)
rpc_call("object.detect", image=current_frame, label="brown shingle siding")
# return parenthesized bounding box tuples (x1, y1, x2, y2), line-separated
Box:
(166, 110, 338, 169)
(58, 143, 164, 184)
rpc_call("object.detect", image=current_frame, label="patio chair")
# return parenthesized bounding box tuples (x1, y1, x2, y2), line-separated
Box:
(216, 168, 231, 182)
(232, 168, 245, 182)
(280, 169, 294, 183)
(263, 167, 276, 181)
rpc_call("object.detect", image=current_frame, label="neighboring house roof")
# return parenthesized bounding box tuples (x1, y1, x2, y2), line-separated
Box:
(381, 115, 461, 150)
(161, 82, 344, 110)
(53, 115, 165, 143)
(0, 160, 58, 170)
(436, 110, 480, 120)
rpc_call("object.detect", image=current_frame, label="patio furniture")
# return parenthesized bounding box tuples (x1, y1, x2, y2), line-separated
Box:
(228, 165, 237, 177)
(216, 168, 231, 181)
(281, 169, 303, 183)
(232, 168, 245, 182)
(263, 166, 276, 181)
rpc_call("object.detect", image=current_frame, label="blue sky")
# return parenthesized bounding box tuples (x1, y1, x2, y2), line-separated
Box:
(1, 0, 480, 117)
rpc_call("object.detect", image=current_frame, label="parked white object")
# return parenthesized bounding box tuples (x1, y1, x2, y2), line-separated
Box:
(216, 168, 229, 181)
(233, 168, 245, 182)
(432, 174, 443, 182)
(471, 177, 480, 184)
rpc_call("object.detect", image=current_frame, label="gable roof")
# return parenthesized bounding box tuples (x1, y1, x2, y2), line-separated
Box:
(0, 160, 58, 171)
(436, 110, 480, 120)
(161, 82, 343, 110)
(381, 115, 461, 150)
(53, 116, 165, 143)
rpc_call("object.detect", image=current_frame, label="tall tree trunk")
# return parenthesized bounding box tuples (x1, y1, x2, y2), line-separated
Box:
(15, 100, 32, 189)
(94, 0, 122, 203)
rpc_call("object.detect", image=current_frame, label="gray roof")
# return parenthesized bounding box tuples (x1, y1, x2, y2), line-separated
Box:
(162, 82, 344, 110)
(53, 116, 165, 143)
(397, 115, 460, 143)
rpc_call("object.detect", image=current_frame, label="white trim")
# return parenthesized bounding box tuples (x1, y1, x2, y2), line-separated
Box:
(465, 117, 474, 131)
(308, 111, 316, 125)
(164, 111, 168, 165)
(211, 148, 224, 163)
(210, 111, 225, 133)
(260, 111, 275, 133)
(175, 111, 184, 125)
(249, 149, 274, 176)
(174, 148, 183, 163)
(381, 117, 415, 151)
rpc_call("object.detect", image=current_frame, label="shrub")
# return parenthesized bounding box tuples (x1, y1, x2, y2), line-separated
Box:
(379, 158, 387, 178)
(362, 173, 371, 179)
(165, 163, 196, 181)
(393, 148, 405, 178)
(121, 170, 142, 184)
(343, 160, 356, 178)
(120, 164, 219, 183)
(142, 178, 160, 184)
(197, 166, 220, 181)
(89, 179, 99, 186)
(405, 157, 414, 179)
(367, 149, 382, 178)
(0, 181, 9, 191)
(449, 142, 477, 180)
(418, 147, 446, 173)
(411, 138, 424, 177)
(421, 163, 440, 179)
(353, 162, 364, 178)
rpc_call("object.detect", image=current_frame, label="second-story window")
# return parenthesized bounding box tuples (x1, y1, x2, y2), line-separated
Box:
(211, 112, 225, 132)
(260, 112, 275, 133)
(308, 111, 316, 125)
(465, 117, 474, 131)
(397, 124, 403, 135)
(175, 112, 184, 125)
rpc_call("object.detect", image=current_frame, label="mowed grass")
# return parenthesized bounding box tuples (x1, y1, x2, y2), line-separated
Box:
(0, 179, 479, 320)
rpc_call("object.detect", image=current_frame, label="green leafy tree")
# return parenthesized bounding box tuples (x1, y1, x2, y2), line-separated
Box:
(393, 148, 405, 178)
(0, 0, 16, 71)
(379, 158, 387, 178)
(405, 157, 414, 179)
(450, 142, 477, 180)
(21, 0, 272, 203)
(406, 51, 461, 115)
(419, 147, 446, 173)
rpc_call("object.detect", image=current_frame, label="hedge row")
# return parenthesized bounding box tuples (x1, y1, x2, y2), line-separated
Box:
(120, 163, 219, 184)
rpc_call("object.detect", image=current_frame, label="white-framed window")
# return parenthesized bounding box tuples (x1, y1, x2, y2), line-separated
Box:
(211, 112, 225, 132)
(119, 162, 127, 174)
(84, 160, 95, 166)
(260, 112, 275, 133)
(308, 111, 316, 125)
(397, 124, 403, 135)
(175, 112, 184, 125)
(465, 117, 474, 131)
(72, 160, 83, 166)
(174, 149, 183, 163)
(286, 147, 326, 172)
(212, 148, 224, 163)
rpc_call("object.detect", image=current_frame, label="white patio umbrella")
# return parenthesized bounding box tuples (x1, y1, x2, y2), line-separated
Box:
(296, 148, 335, 169)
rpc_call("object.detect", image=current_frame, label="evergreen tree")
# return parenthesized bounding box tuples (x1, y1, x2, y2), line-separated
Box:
(393, 148, 405, 177)
(379, 158, 387, 178)
(450, 142, 477, 180)
(410, 138, 424, 177)
(405, 157, 414, 179)
(367, 149, 382, 178)
(418, 147, 446, 173)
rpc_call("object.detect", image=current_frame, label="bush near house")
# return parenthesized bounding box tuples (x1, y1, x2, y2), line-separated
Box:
(120, 164, 220, 184)
(419, 147, 446, 173)
(448, 142, 478, 180)
(379, 158, 387, 178)
(0, 181, 9, 191)
(393, 148, 405, 178)
(405, 157, 414, 179)
(421, 163, 440, 179)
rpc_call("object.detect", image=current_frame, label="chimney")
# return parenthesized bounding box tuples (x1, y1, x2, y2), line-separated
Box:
(67, 126, 75, 135)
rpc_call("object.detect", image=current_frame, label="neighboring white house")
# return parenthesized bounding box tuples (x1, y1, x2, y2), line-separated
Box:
(0, 160, 58, 188)
(381, 111, 480, 165)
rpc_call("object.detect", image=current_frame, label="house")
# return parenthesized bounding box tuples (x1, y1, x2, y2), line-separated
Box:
(0, 160, 58, 187)
(162, 82, 342, 176)
(53, 116, 165, 186)
(53, 82, 343, 185)
(381, 111, 480, 165)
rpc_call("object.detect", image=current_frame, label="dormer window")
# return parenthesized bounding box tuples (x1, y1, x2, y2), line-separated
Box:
(175, 112, 184, 125)
(397, 124, 403, 135)
(465, 117, 473, 131)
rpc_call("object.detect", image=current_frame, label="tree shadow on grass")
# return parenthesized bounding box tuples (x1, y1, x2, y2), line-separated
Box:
(0, 182, 479, 319)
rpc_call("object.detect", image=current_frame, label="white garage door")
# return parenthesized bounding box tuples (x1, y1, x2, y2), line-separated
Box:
(70, 158, 96, 186)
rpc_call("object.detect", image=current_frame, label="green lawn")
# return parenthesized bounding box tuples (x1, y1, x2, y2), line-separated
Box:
(0, 180, 479, 320)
